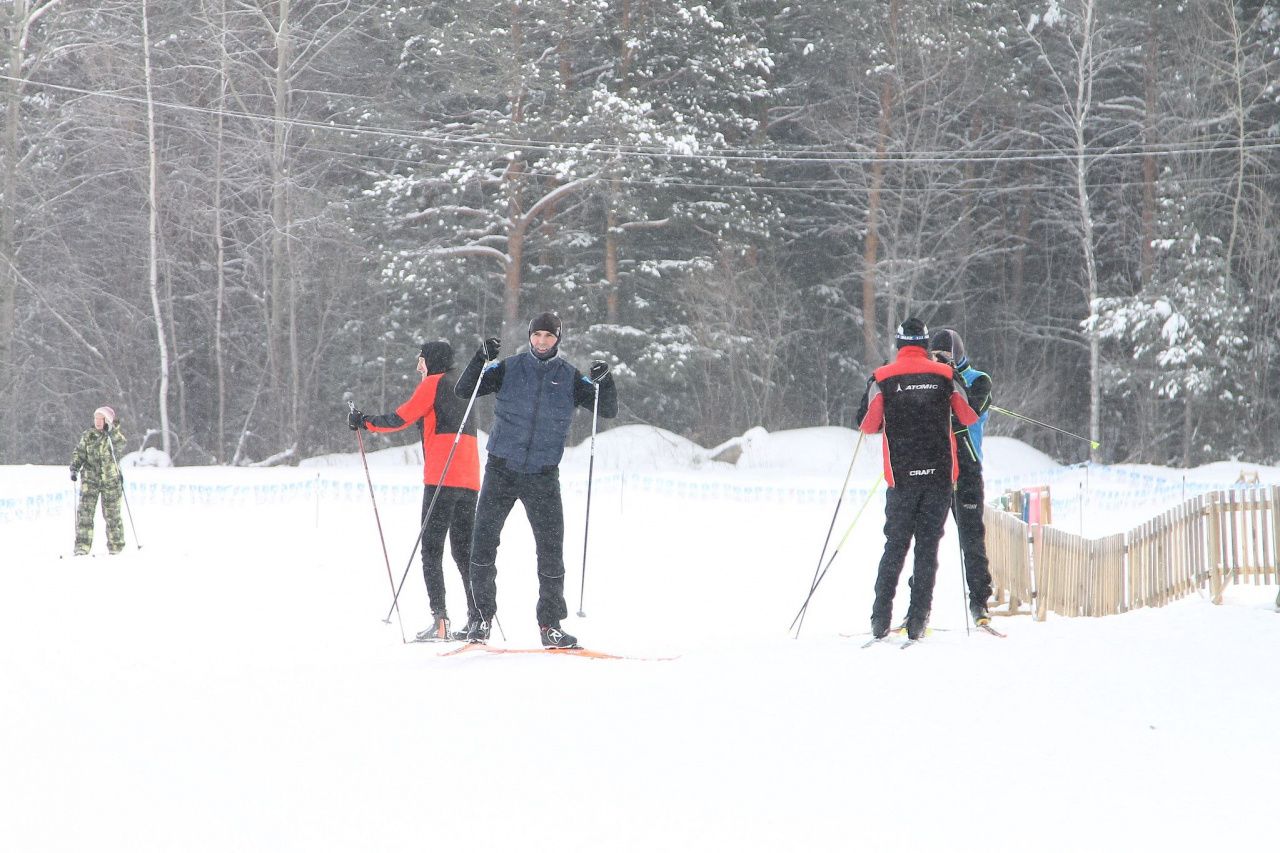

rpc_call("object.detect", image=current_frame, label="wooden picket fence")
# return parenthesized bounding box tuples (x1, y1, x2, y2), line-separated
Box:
(986, 485, 1280, 619)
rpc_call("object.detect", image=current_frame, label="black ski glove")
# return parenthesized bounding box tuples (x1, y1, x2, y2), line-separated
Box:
(70, 467, 78, 482)
(589, 360, 610, 382)
(482, 337, 501, 360)
(347, 408, 366, 431)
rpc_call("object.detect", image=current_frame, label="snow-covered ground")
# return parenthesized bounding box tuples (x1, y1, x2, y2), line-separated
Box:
(2, 426, 1277, 852)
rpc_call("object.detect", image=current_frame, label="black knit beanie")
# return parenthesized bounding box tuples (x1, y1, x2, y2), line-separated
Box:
(528, 311, 562, 339)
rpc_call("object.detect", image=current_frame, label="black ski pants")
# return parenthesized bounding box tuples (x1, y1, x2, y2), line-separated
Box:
(467, 457, 568, 628)
(420, 485, 478, 620)
(953, 452, 992, 610)
(872, 484, 953, 629)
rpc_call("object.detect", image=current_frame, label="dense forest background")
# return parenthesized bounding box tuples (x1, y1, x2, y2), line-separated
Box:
(2, 0, 1277, 467)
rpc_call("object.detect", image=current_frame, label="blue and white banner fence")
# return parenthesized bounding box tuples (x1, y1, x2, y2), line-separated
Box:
(2, 464, 1271, 528)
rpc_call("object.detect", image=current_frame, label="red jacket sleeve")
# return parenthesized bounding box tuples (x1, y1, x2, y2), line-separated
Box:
(365, 377, 438, 434)
(859, 394, 884, 434)
(859, 378, 884, 433)
(951, 390, 978, 427)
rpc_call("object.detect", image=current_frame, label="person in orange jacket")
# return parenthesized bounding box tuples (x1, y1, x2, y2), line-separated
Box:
(349, 341, 481, 641)
(859, 318, 978, 641)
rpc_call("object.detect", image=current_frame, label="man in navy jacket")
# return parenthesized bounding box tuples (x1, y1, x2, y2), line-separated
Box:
(454, 311, 617, 648)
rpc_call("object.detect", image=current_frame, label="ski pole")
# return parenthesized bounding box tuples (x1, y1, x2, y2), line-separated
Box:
(990, 405, 1099, 450)
(72, 478, 81, 551)
(791, 472, 884, 638)
(575, 378, 601, 618)
(383, 360, 487, 625)
(104, 432, 141, 550)
(791, 431, 865, 630)
(953, 494, 971, 637)
(350, 401, 405, 640)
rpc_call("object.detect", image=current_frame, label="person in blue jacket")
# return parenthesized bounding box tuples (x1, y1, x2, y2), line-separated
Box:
(454, 311, 617, 648)
(930, 328, 994, 626)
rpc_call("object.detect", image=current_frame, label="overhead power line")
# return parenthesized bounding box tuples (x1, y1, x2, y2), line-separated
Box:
(68, 107, 1272, 199)
(5, 73, 1280, 169)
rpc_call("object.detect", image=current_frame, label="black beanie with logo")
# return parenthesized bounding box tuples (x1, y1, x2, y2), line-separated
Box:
(895, 317, 930, 349)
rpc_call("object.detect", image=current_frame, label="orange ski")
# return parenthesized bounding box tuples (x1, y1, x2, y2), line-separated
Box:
(438, 644, 677, 661)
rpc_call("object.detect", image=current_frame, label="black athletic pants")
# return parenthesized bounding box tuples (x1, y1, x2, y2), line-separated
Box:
(467, 457, 568, 628)
(872, 484, 953, 629)
(953, 456, 992, 609)
(420, 485, 478, 619)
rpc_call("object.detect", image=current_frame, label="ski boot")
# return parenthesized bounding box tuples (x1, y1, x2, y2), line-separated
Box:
(540, 625, 578, 649)
(415, 613, 451, 642)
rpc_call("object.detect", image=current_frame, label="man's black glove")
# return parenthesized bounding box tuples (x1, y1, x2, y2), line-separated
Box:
(482, 337, 501, 360)
(70, 467, 78, 482)
(589, 360, 610, 382)
(347, 408, 366, 431)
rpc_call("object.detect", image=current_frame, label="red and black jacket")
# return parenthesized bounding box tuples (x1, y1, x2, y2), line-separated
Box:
(365, 342, 480, 491)
(858, 345, 978, 488)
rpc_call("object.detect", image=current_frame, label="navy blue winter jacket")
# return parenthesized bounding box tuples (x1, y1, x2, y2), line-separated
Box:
(456, 349, 618, 473)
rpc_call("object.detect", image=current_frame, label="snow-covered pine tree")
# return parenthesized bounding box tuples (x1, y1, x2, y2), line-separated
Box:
(1092, 169, 1250, 465)
(355, 0, 783, 443)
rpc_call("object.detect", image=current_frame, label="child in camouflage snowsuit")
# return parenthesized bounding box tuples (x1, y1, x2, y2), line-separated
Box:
(70, 406, 127, 555)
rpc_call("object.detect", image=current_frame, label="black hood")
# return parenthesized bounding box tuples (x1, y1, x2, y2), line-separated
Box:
(929, 328, 967, 368)
(419, 341, 455, 375)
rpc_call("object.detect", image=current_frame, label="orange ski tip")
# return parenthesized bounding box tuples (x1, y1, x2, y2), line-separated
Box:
(436, 644, 678, 661)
